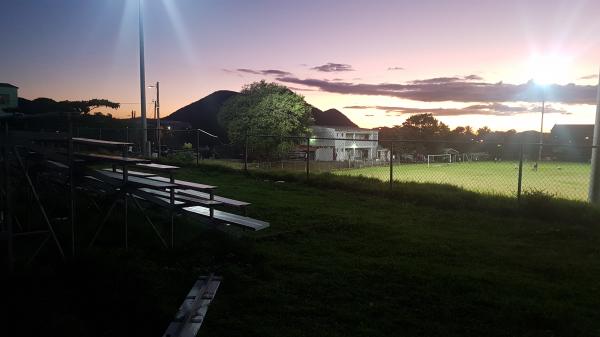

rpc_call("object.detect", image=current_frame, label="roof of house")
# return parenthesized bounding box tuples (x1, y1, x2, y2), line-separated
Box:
(314, 125, 376, 132)
(0, 83, 18, 89)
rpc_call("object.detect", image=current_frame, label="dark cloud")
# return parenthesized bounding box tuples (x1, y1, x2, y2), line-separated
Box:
(343, 103, 571, 117)
(225, 68, 293, 76)
(261, 69, 293, 76)
(236, 68, 261, 75)
(410, 75, 483, 84)
(579, 74, 598, 80)
(276, 76, 597, 104)
(464, 74, 484, 81)
(387, 66, 405, 71)
(311, 63, 354, 72)
(287, 86, 318, 92)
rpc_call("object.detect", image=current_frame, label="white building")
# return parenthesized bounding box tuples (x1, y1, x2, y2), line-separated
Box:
(311, 126, 380, 161)
(0, 83, 19, 112)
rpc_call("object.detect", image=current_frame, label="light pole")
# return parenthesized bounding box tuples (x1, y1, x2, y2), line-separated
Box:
(138, 0, 148, 157)
(148, 82, 160, 159)
(589, 67, 600, 204)
(538, 94, 545, 162)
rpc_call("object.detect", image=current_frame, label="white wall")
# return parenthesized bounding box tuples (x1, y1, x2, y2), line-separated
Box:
(312, 126, 379, 161)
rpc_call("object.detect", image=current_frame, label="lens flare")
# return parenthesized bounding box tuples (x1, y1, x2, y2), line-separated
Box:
(528, 53, 573, 85)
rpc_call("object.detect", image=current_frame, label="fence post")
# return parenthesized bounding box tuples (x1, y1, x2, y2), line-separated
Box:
(244, 133, 249, 174)
(306, 136, 310, 180)
(517, 143, 524, 200)
(196, 129, 200, 166)
(98, 128, 102, 140)
(389, 142, 394, 190)
(125, 127, 129, 142)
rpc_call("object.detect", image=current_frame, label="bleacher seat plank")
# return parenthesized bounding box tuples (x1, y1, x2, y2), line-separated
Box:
(75, 153, 150, 164)
(162, 275, 222, 337)
(102, 168, 157, 177)
(136, 163, 180, 171)
(138, 188, 222, 206)
(94, 170, 177, 189)
(148, 176, 216, 191)
(177, 189, 250, 208)
(183, 206, 269, 231)
(73, 137, 133, 147)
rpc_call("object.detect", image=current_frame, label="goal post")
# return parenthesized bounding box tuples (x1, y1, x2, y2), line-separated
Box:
(427, 153, 452, 167)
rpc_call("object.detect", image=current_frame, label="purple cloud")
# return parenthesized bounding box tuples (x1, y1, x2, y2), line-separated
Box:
(343, 103, 571, 117)
(276, 76, 597, 104)
(311, 63, 354, 72)
(226, 68, 293, 76)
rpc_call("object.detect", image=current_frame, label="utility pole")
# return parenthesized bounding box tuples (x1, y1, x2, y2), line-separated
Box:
(538, 97, 545, 162)
(149, 82, 160, 158)
(588, 68, 600, 204)
(138, 0, 148, 157)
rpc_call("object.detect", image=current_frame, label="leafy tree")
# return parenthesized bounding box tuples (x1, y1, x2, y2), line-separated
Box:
(402, 113, 448, 137)
(10, 97, 119, 115)
(477, 126, 491, 137)
(218, 81, 313, 158)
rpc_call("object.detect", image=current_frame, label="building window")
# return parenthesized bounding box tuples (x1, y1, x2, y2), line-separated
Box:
(0, 94, 9, 105)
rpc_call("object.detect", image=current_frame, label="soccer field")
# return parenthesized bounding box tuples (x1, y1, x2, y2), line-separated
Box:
(333, 161, 591, 200)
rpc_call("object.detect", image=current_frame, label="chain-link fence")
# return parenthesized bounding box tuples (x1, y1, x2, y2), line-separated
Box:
(236, 134, 596, 202)
(65, 127, 599, 202)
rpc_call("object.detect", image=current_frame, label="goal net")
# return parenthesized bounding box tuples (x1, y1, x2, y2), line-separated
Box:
(427, 153, 452, 167)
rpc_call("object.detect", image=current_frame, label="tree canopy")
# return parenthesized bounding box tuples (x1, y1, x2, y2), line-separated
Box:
(218, 81, 312, 157)
(12, 97, 120, 115)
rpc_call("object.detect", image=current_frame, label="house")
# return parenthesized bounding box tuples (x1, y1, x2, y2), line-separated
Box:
(311, 126, 380, 161)
(0, 83, 19, 113)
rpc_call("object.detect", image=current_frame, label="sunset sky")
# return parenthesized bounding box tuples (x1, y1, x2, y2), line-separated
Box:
(2, 0, 599, 131)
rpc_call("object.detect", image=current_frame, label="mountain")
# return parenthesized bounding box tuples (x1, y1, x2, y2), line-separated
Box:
(311, 108, 358, 128)
(165, 91, 359, 140)
(165, 90, 238, 139)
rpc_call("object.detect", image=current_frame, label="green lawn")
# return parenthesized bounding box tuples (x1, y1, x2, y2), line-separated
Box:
(5, 166, 600, 337)
(333, 161, 591, 200)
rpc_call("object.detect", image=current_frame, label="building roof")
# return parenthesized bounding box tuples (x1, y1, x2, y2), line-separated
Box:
(314, 125, 376, 132)
(0, 83, 18, 89)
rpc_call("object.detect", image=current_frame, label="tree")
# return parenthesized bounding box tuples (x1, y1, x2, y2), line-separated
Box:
(397, 113, 450, 153)
(218, 81, 313, 158)
(477, 126, 491, 138)
(11, 97, 119, 115)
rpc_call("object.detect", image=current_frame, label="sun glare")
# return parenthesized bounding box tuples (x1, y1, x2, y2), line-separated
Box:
(528, 53, 573, 85)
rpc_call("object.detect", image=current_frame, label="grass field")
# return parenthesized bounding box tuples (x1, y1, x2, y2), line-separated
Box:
(5, 165, 600, 337)
(333, 161, 591, 200)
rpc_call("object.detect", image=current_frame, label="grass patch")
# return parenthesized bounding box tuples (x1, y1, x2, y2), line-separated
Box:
(335, 161, 591, 201)
(4, 163, 600, 337)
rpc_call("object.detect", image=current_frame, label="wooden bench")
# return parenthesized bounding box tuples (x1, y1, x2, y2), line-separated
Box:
(183, 205, 269, 231)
